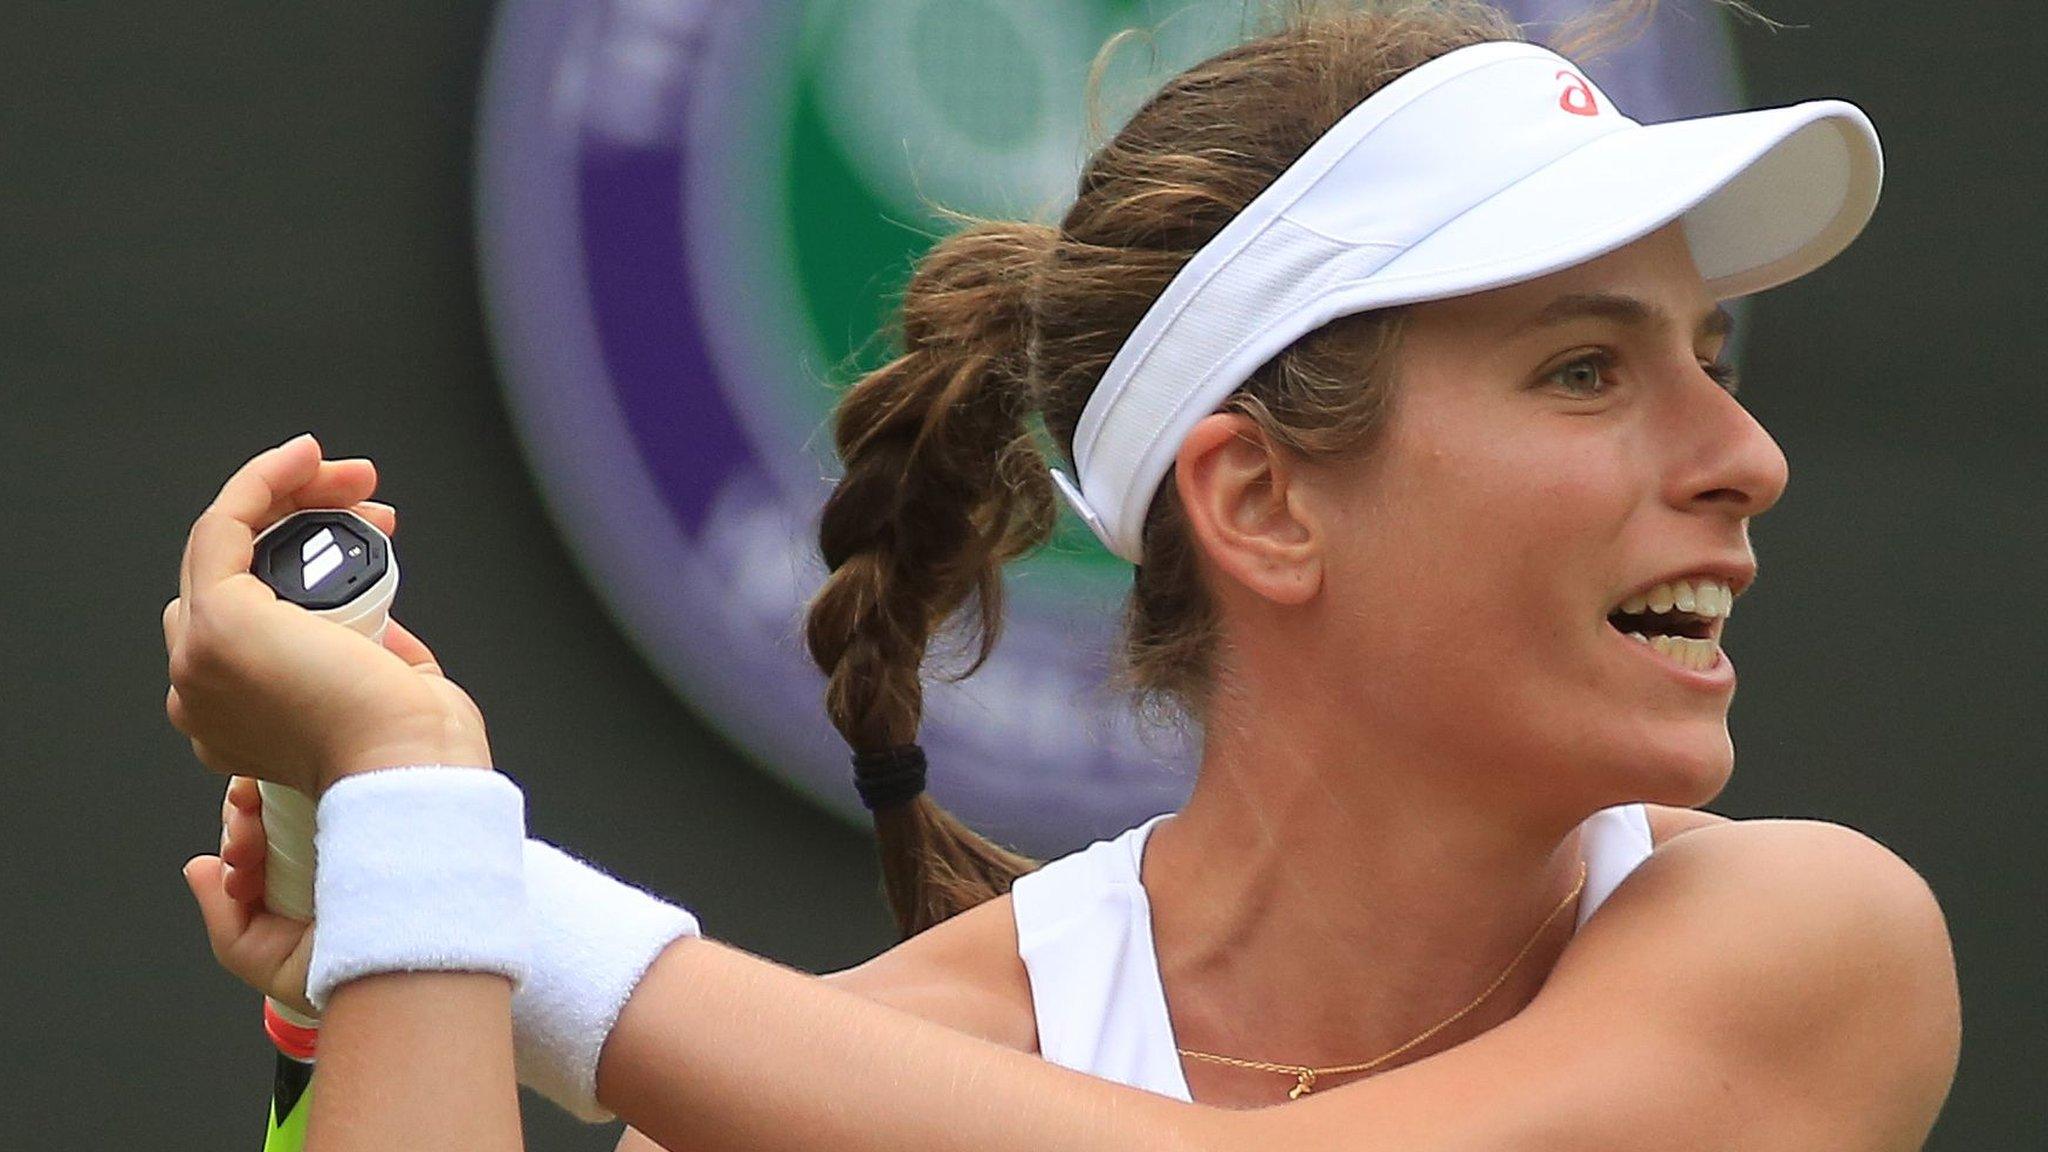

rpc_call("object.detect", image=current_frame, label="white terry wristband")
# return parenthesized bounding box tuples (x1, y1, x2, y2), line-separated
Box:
(306, 767, 528, 1014)
(515, 838, 701, 1123)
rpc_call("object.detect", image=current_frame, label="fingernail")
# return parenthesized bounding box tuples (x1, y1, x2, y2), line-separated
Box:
(279, 431, 315, 450)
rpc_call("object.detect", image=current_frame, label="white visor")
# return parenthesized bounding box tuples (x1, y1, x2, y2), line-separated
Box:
(1048, 39, 1883, 564)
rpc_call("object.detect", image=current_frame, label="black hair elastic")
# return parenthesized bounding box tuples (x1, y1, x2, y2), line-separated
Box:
(852, 744, 928, 811)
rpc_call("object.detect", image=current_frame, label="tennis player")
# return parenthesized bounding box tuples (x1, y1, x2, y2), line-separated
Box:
(171, 4, 1960, 1149)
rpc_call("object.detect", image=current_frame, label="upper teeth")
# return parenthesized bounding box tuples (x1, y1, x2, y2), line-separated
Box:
(1619, 578, 1733, 618)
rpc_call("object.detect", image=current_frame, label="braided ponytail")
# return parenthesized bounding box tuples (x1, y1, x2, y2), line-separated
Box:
(805, 221, 1060, 938)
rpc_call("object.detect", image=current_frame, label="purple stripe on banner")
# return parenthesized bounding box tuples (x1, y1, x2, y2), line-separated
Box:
(577, 135, 751, 535)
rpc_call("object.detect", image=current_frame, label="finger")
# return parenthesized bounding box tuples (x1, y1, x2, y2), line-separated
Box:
(185, 855, 317, 1016)
(162, 597, 182, 658)
(187, 464, 384, 601)
(183, 855, 256, 956)
(353, 499, 396, 538)
(297, 457, 380, 508)
(382, 617, 445, 676)
(211, 436, 380, 528)
(186, 437, 382, 597)
(222, 855, 268, 904)
(182, 434, 316, 609)
(166, 684, 189, 736)
(228, 774, 262, 811)
(222, 803, 267, 869)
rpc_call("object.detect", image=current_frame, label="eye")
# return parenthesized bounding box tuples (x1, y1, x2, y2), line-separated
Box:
(1545, 352, 1613, 397)
(1701, 359, 1742, 395)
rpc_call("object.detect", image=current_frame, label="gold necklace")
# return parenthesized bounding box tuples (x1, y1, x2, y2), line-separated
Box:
(1176, 859, 1588, 1101)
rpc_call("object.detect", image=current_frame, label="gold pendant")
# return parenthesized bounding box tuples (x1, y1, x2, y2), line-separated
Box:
(1288, 1069, 1316, 1099)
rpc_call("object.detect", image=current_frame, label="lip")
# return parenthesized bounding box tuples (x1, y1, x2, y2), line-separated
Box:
(1607, 622, 1737, 691)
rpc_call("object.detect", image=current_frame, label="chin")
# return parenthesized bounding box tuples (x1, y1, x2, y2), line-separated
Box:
(1635, 723, 1735, 808)
(1570, 717, 1736, 811)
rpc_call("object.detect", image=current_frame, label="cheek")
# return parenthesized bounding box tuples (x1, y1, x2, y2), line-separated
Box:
(1321, 410, 1647, 749)
(1318, 398, 1731, 794)
(1354, 414, 1634, 632)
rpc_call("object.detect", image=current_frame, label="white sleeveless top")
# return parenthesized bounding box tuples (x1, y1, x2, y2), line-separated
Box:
(1010, 803, 1655, 1101)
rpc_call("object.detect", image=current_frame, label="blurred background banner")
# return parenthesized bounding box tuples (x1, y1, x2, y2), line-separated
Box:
(5, 1, 2040, 1148)
(473, 0, 1742, 851)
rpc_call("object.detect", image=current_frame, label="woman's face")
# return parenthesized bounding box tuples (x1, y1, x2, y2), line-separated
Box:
(1305, 221, 1785, 810)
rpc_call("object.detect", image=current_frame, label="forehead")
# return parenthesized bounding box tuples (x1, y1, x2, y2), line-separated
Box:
(1408, 222, 1717, 335)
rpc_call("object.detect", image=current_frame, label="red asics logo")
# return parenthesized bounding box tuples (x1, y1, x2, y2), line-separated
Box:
(1557, 70, 1599, 116)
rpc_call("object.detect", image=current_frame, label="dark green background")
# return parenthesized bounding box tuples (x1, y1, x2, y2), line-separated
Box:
(3, 2, 2039, 1147)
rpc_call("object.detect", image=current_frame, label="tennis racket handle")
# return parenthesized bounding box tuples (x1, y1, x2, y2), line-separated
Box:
(258, 609, 392, 1029)
(257, 615, 391, 1020)
(247, 508, 400, 1031)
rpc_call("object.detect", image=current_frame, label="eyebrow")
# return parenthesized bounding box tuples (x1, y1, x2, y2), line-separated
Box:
(1519, 292, 1734, 341)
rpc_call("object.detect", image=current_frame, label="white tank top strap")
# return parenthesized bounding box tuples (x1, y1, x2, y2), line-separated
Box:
(1011, 802, 1656, 1099)
(1575, 801, 1655, 931)
(1010, 812, 1192, 1100)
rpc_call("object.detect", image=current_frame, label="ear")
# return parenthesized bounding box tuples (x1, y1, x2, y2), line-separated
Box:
(1172, 412, 1323, 606)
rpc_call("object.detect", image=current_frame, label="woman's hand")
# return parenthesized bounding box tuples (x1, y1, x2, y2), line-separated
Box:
(182, 775, 318, 1018)
(162, 433, 491, 796)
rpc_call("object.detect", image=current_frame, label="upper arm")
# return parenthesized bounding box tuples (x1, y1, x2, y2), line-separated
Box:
(816, 893, 1038, 1051)
(1244, 819, 1960, 1152)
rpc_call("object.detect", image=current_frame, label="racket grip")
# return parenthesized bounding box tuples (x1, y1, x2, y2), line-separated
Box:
(258, 782, 319, 1031)
(249, 508, 400, 1031)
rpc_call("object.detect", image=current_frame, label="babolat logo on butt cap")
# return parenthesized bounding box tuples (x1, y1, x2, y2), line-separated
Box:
(254, 511, 385, 611)
(474, 0, 1741, 854)
(299, 527, 348, 591)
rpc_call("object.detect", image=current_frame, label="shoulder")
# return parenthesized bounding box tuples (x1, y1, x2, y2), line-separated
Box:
(1640, 801, 1731, 847)
(1542, 818, 1959, 1148)
(819, 891, 1040, 1054)
(1573, 818, 1956, 1031)
(1255, 818, 1959, 1152)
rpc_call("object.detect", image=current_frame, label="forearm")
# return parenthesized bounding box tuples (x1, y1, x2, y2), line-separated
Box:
(311, 971, 524, 1151)
(598, 935, 1234, 1152)
(297, 766, 530, 1150)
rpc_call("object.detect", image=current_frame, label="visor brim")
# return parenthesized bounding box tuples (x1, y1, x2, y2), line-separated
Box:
(1358, 98, 1883, 305)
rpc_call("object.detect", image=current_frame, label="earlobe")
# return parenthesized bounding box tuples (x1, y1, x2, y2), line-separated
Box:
(1174, 414, 1323, 605)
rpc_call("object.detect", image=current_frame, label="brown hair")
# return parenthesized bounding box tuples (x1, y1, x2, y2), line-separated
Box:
(806, 0, 1672, 938)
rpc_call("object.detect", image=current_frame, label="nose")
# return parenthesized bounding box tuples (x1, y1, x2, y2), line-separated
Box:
(1667, 368, 1788, 519)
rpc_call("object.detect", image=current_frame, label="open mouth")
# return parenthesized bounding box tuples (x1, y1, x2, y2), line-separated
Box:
(1605, 577, 1734, 672)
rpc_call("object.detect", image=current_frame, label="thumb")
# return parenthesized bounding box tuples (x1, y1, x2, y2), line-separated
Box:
(182, 854, 319, 1017)
(183, 855, 254, 954)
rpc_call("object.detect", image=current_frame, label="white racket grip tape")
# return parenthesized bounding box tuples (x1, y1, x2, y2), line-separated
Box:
(304, 766, 528, 1014)
(254, 509, 399, 1029)
(514, 839, 701, 1122)
(260, 617, 395, 929)
(258, 781, 322, 1031)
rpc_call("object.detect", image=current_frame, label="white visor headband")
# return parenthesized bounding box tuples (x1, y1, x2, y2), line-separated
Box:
(1048, 39, 1883, 564)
